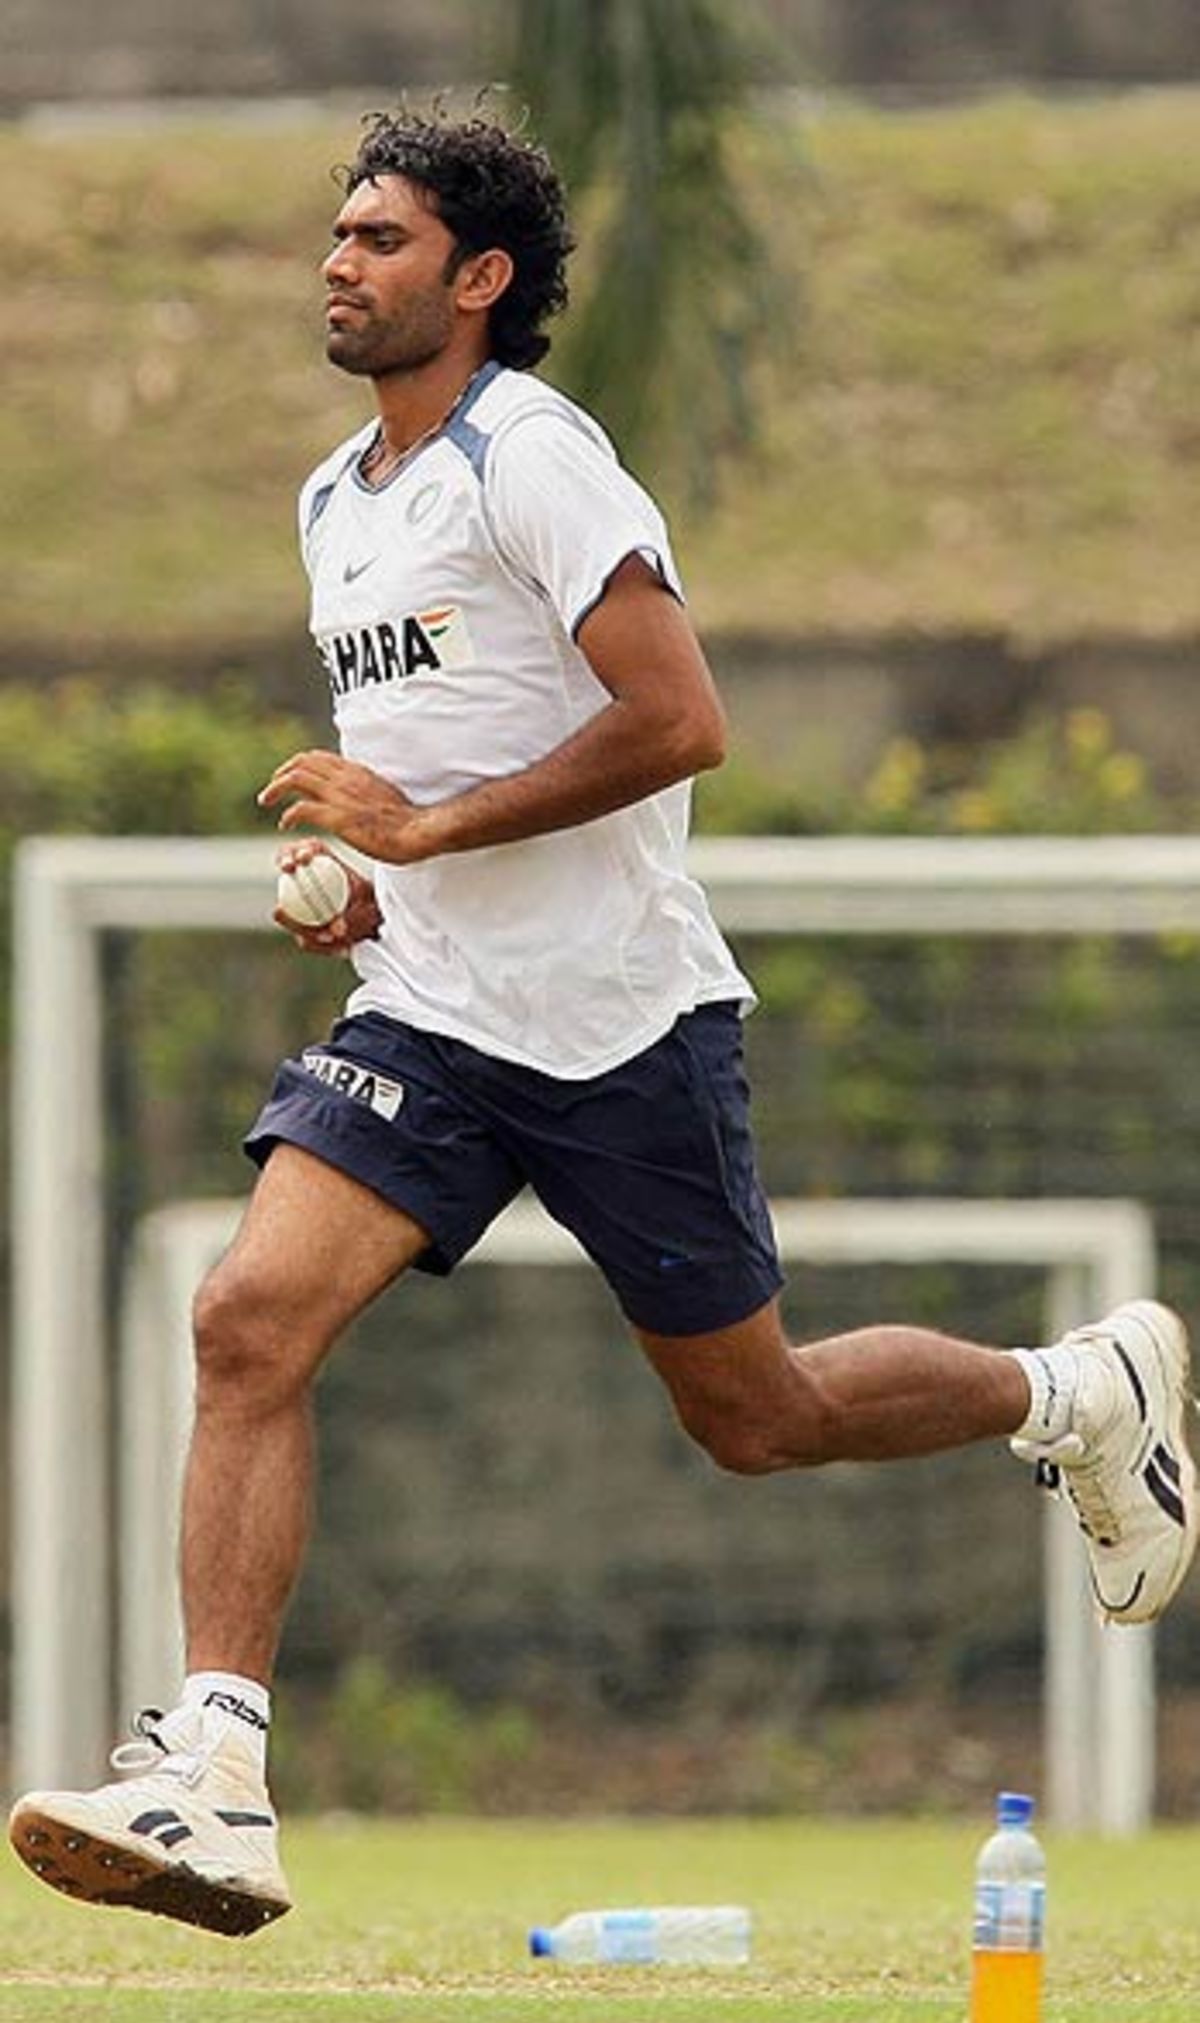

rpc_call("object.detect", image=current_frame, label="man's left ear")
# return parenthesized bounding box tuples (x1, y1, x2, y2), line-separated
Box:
(457, 248, 514, 312)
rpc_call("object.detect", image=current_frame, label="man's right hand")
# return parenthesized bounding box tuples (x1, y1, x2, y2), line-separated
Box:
(273, 839, 382, 955)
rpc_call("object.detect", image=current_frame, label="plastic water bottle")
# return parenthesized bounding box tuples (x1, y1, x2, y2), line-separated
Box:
(969, 1791, 1045, 2023)
(529, 1905, 752, 1966)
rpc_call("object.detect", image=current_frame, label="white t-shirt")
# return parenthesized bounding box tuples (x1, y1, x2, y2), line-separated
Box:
(298, 361, 753, 1077)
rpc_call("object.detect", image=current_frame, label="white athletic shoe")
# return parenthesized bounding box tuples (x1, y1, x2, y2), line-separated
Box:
(7, 1703, 291, 1937)
(1012, 1299, 1198, 1624)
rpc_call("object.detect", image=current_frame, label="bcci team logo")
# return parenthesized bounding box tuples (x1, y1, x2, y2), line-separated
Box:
(407, 481, 443, 525)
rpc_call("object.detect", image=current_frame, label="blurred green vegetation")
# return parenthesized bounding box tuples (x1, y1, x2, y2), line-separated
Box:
(696, 703, 1166, 838)
(5, 91, 1200, 654)
(0, 684, 1192, 1183)
(273, 1658, 536, 1814)
(697, 706, 1200, 1208)
(0, 678, 306, 843)
(0, 678, 340, 1216)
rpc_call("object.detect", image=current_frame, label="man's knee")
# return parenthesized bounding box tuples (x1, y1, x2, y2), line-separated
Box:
(672, 1366, 834, 1474)
(191, 1260, 314, 1411)
(692, 1411, 783, 1475)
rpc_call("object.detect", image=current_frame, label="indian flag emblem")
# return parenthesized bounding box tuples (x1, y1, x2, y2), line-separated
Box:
(417, 605, 473, 668)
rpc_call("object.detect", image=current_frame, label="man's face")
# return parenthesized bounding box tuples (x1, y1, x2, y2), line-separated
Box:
(322, 175, 460, 378)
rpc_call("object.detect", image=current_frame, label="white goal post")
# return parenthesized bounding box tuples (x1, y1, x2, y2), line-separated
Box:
(13, 832, 1200, 1820)
(119, 1189, 1156, 1839)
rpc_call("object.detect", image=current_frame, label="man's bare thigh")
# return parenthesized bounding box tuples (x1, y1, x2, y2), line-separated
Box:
(206, 1143, 431, 1349)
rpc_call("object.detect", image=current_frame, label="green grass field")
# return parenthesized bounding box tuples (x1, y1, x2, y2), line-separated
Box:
(0, 1816, 1198, 2021)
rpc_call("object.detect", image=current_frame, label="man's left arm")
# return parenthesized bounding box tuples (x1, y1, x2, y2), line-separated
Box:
(257, 554, 727, 861)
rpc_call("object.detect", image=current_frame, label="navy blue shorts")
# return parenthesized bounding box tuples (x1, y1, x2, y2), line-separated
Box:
(244, 1002, 783, 1337)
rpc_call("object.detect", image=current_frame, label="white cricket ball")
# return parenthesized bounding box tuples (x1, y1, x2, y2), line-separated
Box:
(276, 853, 351, 928)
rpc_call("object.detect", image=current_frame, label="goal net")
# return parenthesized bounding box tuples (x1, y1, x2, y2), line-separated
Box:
(13, 833, 1200, 1828)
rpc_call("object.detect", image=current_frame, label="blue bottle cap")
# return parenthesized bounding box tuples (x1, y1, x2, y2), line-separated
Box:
(997, 1790, 1035, 1827)
(529, 1927, 552, 1957)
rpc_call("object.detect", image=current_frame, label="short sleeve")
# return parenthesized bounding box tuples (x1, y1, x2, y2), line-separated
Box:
(485, 408, 683, 638)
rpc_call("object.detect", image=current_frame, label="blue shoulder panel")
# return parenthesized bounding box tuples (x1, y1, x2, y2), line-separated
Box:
(443, 359, 504, 480)
(304, 481, 336, 537)
(303, 438, 367, 537)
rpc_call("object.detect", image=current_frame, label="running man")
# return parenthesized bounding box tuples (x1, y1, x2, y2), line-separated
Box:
(9, 108, 1197, 1937)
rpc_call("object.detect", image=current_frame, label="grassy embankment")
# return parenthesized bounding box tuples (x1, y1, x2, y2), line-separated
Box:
(3, 90, 1200, 664)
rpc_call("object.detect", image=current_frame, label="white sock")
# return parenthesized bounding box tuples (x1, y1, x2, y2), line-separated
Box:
(1009, 1344, 1081, 1445)
(182, 1670, 271, 1773)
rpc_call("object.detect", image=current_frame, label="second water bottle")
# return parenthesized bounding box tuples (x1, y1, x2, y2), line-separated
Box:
(529, 1904, 751, 1965)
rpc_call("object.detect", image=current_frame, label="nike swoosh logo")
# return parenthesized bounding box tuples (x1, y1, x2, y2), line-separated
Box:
(343, 556, 378, 584)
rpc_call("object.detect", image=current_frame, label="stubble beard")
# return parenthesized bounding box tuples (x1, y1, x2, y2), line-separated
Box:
(326, 292, 454, 381)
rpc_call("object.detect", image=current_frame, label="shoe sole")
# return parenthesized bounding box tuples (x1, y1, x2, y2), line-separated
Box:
(1091, 1300, 1198, 1622)
(8, 1804, 290, 1938)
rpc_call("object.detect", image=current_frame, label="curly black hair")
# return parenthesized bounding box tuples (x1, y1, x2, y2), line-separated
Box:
(341, 109, 574, 370)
